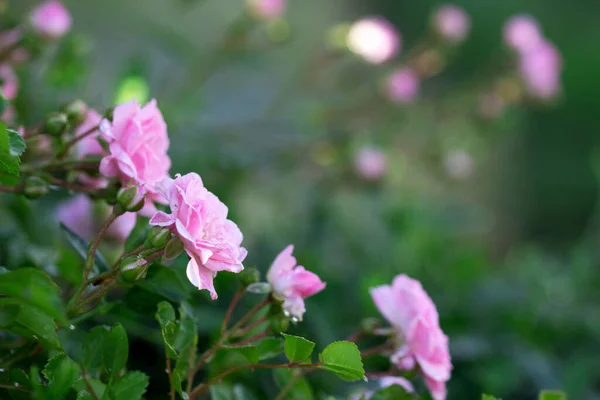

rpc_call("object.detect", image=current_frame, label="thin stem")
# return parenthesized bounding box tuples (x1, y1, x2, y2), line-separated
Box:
(56, 124, 100, 159)
(361, 342, 393, 358)
(221, 288, 244, 335)
(230, 331, 267, 347)
(228, 297, 271, 335)
(47, 177, 97, 194)
(82, 371, 99, 400)
(0, 184, 22, 193)
(166, 352, 175, 400)
(231, 316, 267, 338)
(21, 158, 101, 174)
(189, 362, 322, 399)
(0, 384, 30, 393)
(274, 371, 301, 400)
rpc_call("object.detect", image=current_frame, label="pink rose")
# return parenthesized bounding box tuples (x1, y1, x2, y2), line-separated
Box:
(354, 147, 387, 181)
(99, 99, 171, 216)
(30, 1, 72, 39)
(247, 0, 286, 20)
(266, 245, 325, 321)
(386, 68, 419, 104)
(150, 173, 247, 300)
(519, 40, 562, 100)
(347, 17, 401, 64)
(433, 5, 470, 43)
(0, 65, 18, 100)
(503, 15, 542, 54)
(371, 274, 452, 400)
(57, 194, 136, 241)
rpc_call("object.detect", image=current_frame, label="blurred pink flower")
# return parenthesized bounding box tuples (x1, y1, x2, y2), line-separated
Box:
(386, 68, 419, 104)
(75, 109, 107, 188)
(503, 15, 542, 54)
(354, 147, 387, 181)
(347, 17, 400, 64)
(99, 99, 171, 216)
(247, 0, 286, 19)
(267, 245, 325, 321)
(30, 1, 72, 39)
(0, 65, 18, 100)
(519, 40, 562, 99)
(57, 194, 136, 241)
(371, 274, 452, 400)
(150, 173, 247, 299)
(434, 5, 470, 43)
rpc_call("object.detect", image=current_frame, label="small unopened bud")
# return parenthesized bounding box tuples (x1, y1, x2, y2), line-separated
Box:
(63, 99, 87, 125)
(119, 256, 148, 282)
(163, 237, 184, 261)
(145, 226, 171, 249)
(23, 176, 49, 199)
(45, 112, 69, 136)
(239, 267, 260, 287)
(360, 317, 380, 334)
(116, 186, 145, 212)
(269, 315, 290, 334)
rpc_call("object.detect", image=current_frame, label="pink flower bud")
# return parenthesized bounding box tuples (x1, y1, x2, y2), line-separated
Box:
(519, 40, 562, 100)
(433, 5, 470, 43)
(266, 245, 325, 321)
(150, 173, 247, 300)
(247, 0, 286, 20)
(371, 274, 452, 400)
(347, 17, 400, 64)
(30, 1, 72, 39)
(0, 65, 18, 100)
(354, 147, 387, 181)
(386, 68, 419, 104)
(503, 15, 542, 54)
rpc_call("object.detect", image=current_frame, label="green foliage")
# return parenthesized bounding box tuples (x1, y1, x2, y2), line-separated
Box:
(256, 337, 285, 360)
(273, 368, 315, 400)
(218, 345, 260, 364)
(482, 395, 500, 400)
(13, 305, 61, 348)
(60, 223, 111, 275)
(539, 391, 567, 400)
(370, 385, 415, 400)
(281, 333, 315, 363)
(0, 267, 66, 323)
(103, 324, 129, 382)
(74, 378, 106, 399)
(318, 341, 365, 381)
(0, 369, 31, 400)
(42, 353, 82, 399)
(82, 326, 109, 372)
(209, 384, 257, 400)
(106, 371, 149, 400)
(0, 122, 22, 176)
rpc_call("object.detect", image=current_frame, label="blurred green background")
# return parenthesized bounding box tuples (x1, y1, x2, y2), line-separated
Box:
(4, 0, 600, 399)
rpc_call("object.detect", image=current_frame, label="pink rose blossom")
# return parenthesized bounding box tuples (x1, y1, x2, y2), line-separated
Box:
(503, 15, 543, 54)
(519, 40, 562, 99)
(386, 68, 419, 104)
(371, 274, 452, 400)
(266, 245, 325, 321)
(354, 147, 387, 181)
(57, 194, 136, 241)
(347, 17, 400, 64)
(0, 65, 18, 100)
(30, 1, 72, 39)
(150, 173, 247, 299)
(434, 5, 470, 43)
(99, 99, 171, 216)
(247, 0, 286, 20)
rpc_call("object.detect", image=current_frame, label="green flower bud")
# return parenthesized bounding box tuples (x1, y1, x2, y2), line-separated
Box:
(145, 226, 171, 249)
(163, 237, 184, 261)
(116, 186, 145, 212)
(63, 99, 87, 125)
(44, 112, 69, 136)
(269, 315, 290, 334)
(239, 267, 260, 287)
(23, 176, 49, 199)
(119, 256, 148, 283)
(360, 317, 380, 334)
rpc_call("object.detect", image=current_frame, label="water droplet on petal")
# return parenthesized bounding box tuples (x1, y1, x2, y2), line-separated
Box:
(283, 310, 290, 317)
(291, 317, 299, 324)
(14, 382, 19, 387)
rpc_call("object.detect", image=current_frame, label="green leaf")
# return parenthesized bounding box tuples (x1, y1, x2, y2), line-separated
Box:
(273, 369, 314, 400)
(60, 223, 111, 275)
(370, 384, 415, 400)
(0, 301, 20, 327)
(15, 304, 61, 349)
(0, 267, 66, 323)
(281, 333, 315, 363)
(482, 395, 500, 400)
(318, 341, 365, 381)
(73, 378, 106, 399)
(219, 345, 259, 364)
(539, 391, 567, 400)
(0, 122, 20, 176)
(174, 309, 196, 352)
(155, 302, 178, 359)
(43, 353, 82, 399)
(103, 324, 129, 382)
(256, 337, 285, 361)
(107, 371, 149, 400)
(156, 301, 176, 326)
(0, 369, 31, 400)
(7, 129, 25, 157)
(82, 326, 109, 372)
(209, 384, 257, 400)
(138, 265, 191, 301)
